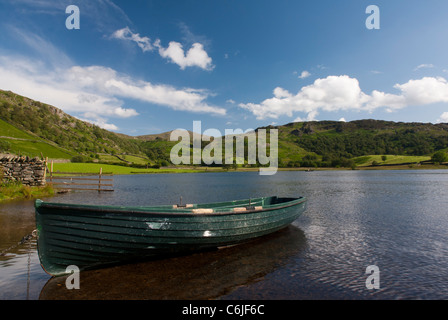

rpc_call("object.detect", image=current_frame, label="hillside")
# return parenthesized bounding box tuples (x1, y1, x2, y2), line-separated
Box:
(0, 116, 74, 159)
(1, 89, 448, 168)
(0, 89, 145, 160)
(260, 120, 448, 167)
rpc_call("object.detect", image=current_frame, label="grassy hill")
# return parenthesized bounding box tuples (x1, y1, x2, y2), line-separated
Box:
(0, 118, 74, 159)
(1, 89, 448, 169)
(0, 90, 144, 155)
(0, 89, 147, 161)
(267, 120, 448, 167)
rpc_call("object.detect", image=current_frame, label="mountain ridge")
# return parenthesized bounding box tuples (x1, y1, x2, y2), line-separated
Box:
(1, 89, 448, 167)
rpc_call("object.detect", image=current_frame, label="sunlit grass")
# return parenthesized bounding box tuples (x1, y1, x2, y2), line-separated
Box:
(353, 155, 431, 166)
(0, 182, 54, 202)
(51, 162, 204, 175)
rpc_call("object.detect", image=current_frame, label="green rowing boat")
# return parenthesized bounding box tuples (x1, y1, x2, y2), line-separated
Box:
(35, 196, 307, 276)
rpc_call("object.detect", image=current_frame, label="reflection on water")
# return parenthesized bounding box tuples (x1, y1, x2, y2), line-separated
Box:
(0, 201, 49, 300)
(39, 226, 306, 300)
(2, 170, 448, 299)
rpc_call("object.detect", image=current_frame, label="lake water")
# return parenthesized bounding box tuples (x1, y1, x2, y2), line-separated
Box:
(1, 170, 448, 300)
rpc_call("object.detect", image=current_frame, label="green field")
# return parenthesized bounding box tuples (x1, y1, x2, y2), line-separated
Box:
(0, 118, 73, 159)
(353, 155, 431, 166)
(121, 154, 151, 165)
(51, 162, 203, 175)
(1, 139, 73, 159)
(0, 118, 36, 139)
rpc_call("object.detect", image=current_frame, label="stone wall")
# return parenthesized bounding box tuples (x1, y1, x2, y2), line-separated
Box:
(0, 156, 47, 186)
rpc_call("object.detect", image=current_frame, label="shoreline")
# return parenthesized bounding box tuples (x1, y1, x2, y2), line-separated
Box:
(42, 162, 448, 176)
(3, 163, 447, 203)
(0, 183, 54, 203)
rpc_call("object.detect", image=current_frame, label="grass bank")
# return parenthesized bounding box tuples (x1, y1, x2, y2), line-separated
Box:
(51, 162, 206, 175)
(49, 159, 448, 176)
(353, 154, 431, 167)
(0, 182, 55, 202)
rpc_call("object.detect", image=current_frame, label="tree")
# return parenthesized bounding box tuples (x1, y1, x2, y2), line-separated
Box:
(431, 151, 448, 163)
(381, 155, 387, 162)
(71, 155, 86, 163)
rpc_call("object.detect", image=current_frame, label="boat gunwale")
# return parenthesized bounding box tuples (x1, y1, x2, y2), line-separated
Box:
(35, 197, 306, 217)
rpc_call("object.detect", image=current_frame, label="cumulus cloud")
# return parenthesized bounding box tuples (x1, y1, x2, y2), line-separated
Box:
(79, 114, 119, 131)
(112, 27, 214, 71)
(154, 40, 214, 71)
(437, 112, 448, 123)
(239, 75, 448, 120)
(394, 77, 448, 106)
(298, 71, 311, 79)
(0, 55, 225, 130)
(294, 110, 319, 122)
(111, 27, 153, 52)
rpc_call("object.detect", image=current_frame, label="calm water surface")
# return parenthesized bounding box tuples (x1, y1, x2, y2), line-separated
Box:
(1, 170, 448, 300)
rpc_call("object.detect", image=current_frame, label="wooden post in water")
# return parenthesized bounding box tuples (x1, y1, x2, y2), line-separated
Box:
(50, 160, 54, 184)
(99, 167, 102, 192)
(43, 157, 48, 182)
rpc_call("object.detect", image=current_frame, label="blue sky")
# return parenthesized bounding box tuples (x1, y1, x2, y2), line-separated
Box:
(0, 0, 448, 136)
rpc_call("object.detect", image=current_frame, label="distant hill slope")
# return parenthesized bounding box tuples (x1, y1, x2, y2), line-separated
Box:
(0, 89, 144, 159)
(0, 116, 74, 159)
(1, 89, 448, 166)
(267, 120, 448, 164)
(137, 130, 211, 142)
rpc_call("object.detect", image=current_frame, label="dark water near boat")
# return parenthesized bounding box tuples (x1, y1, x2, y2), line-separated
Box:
(1, 170, 448, 300)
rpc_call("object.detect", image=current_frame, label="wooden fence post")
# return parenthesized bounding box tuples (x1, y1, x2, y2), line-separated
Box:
(99, 167, 102, 192)
(50, 160, 54, 184)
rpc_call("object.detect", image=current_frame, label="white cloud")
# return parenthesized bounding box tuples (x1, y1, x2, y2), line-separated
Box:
(112, 27, 214, 71)
(437, 112, 448, 123)
(240, 75, 448, 120)
(240, 75, 369, 120)
(298, 71, 311, 79)
(154, 40, 214, 71)
(339, 117, 346, 122)
(294, 110, 319, 122)
(111, 27, 153, 52)
(394, 77, 448, 106)
(273, 87, 292, 99)
(79, 115, 119, 131)
(414, 64, 435, 71)
(0, 55, 226, 130)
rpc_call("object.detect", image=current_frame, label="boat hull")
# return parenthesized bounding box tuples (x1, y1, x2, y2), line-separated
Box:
(35, 196, 307, 276)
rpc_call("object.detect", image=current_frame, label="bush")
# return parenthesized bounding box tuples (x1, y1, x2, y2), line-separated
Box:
(160, 160, 170, 167)
(71, 155, 86, 163)
(431, 151, 448, 163)
(0, 140, 11, 152)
